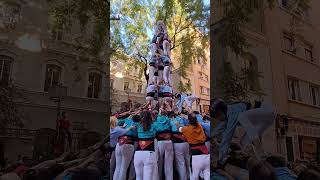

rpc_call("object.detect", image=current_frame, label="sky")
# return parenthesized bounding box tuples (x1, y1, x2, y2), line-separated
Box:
(111, 0, 210, 53)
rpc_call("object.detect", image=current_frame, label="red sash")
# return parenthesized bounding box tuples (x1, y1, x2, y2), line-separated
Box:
(118, 136, 134, 145)
(173, 133, 187, 142)
(191, 144, 209, 155)
(157, 132, 172, 140)
(138, 140, 154, 150)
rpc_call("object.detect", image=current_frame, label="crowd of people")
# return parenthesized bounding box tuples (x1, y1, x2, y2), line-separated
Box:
(210, 99, 320, 180)
(110, 102, 211, 180)
(0, 136, 107, 180)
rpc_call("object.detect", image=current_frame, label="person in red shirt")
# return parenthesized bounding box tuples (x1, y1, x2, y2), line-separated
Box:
(57, 112, 72, 152)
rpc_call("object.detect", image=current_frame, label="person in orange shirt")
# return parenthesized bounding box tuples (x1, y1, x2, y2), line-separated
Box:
(176, 113, 210, 180)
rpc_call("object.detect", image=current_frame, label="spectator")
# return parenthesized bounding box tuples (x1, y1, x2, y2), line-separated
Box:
(266, 155, 297, 180)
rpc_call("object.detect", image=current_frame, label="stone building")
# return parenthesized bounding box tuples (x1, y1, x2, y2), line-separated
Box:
(211, 0, 320, 163)
(0, 1, 107, 161)
(171, 33, 210, 114)
(110, 59, 146, 113)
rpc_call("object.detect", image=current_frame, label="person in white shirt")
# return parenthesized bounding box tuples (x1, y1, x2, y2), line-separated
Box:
(146, 83, 157, 110)
(184, 94, 200, 112)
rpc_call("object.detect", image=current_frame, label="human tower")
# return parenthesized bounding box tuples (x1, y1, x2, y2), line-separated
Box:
(145, 20, 174, 110)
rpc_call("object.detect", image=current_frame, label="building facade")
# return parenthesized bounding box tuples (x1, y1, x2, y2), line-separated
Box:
(110, 60, 146, 113)
(0, 1, 107, 161)
(171, 40, 210, 114)
(211, 0, 320, 162)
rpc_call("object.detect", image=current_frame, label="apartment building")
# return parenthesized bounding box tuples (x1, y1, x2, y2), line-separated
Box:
(110, 60, 146, 113)
(211, 0, 320, 162)
(0, 1, 107, 160)
(171, 40, 210, 114)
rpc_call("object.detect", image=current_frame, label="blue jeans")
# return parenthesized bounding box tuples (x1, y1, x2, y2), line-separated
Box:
(219, 103, 247, 161)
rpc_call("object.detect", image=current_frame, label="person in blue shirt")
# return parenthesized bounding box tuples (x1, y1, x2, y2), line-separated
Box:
(266, 155, 297, 180)
(153, 109, 173, 180)
(110, 116, 136, 180)
(133, 111, 158, 180)
(113, 114, 140, 180)
(175, 93, 187, 113)
(169, 111, 190, 180)
(193, 111, 205, 123)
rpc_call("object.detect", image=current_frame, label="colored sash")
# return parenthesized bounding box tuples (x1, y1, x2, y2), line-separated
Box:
(118, 135, 134, 145)
(137, 138, 155, 151)
(171, 132, 187, 143)
(190, 143, 209, 155)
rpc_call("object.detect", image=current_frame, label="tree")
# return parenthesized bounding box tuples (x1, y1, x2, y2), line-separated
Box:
(0, 81, 24, 131)
(110, 0, 209, 92)
(47, 0, 109, 58)
(217, 0, 310, 56)
(216, 0, 310, 100)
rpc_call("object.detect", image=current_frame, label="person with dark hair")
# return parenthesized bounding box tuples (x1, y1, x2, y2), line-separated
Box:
(169, 111, 190, 180)
(176, 113, 210, 180)
(212, 98, 276, 166)
(175, 93, 187, 113)
(113, 114, 140, 180)
(153, 109, 173, 180)
(247, 157, 277, 180)
(184, 94, 199, 112)
(193, 111, 204, 123)
(134, 111, 159, 180)
(266, 155, 297, 180)
(56, 112, 72, 155)
(297, 168, 320, 180)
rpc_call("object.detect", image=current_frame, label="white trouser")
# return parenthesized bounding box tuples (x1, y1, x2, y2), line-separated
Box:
(173, 142, 190, 180)
(185, 95, 198, 109)
(191, 154, 210, 180)
(134, 151, 158, 180)
(150, 43, 157, 56)
(157, 140, 174, 180)
(113, 143, 135, 180)
(238, 106, 276, 145)
(163, 66, 170, 84)
(110, 150, 116, 180)
(149, 66, 155, 85)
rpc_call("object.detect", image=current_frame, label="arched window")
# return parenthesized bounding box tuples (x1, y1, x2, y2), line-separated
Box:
(0, 55, 12, 84)
(87, 72, 102, 99)
(44, 64, 62, 92)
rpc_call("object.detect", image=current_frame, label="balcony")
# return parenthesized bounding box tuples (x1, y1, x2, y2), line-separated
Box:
(0, 128, 39, 139)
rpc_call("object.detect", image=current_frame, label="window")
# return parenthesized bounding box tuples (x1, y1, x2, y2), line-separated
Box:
(110, 79, 114, 89)
(44, 64, 62, 92)
(203, 74, 208, 82)
(200, 86, 209, 95)
(87, 72, 102, 99)
(283, 33, 296, 53)
(288, 78, 301, 101)
(124, 82, 129, 91)
(309, 85, 319, 106)
(0, 1, 21, 29)
(304, 44, 313, 62)
(199, 72, 208, 82)
(281, 0, 309, 18)
(137, 84, 142, 93)
(0, 55, 12, 84)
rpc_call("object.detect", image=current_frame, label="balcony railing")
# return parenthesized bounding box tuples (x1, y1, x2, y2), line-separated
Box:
(0, 128, 39, 138)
